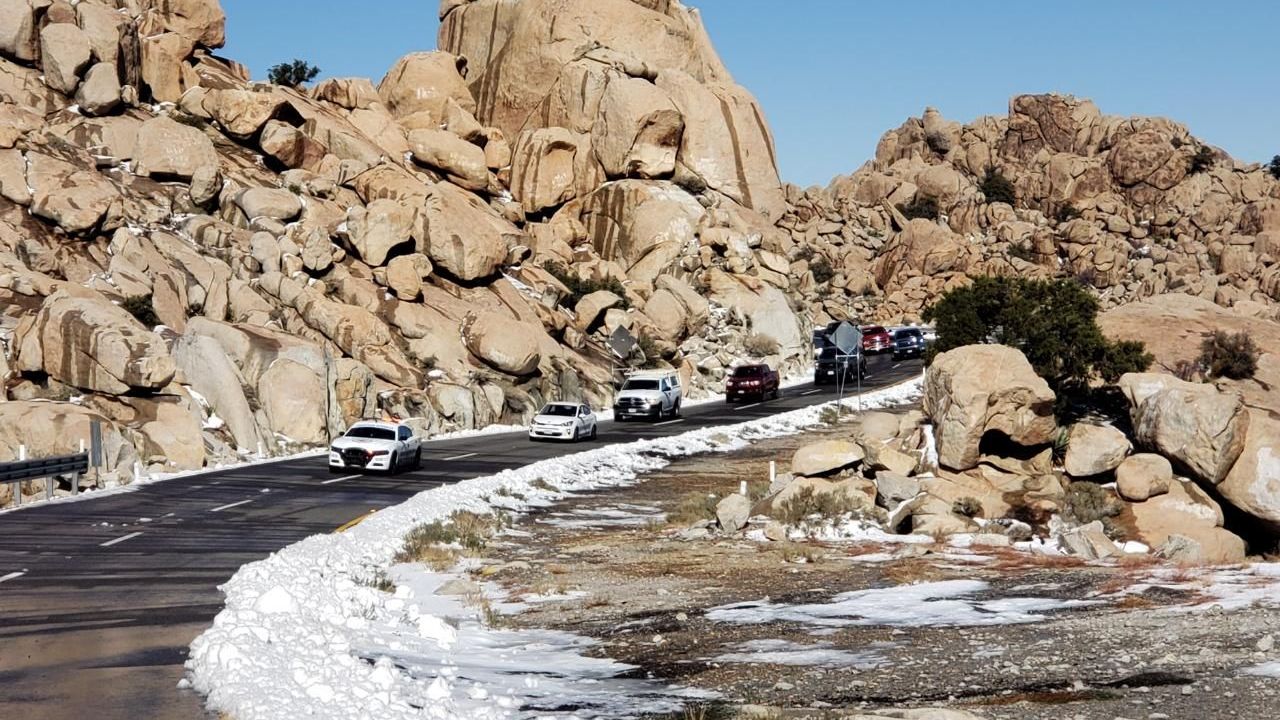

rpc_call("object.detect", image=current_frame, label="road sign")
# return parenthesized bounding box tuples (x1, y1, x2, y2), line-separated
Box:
(607, 326, 638, 360)
(830, 322, 863, 356)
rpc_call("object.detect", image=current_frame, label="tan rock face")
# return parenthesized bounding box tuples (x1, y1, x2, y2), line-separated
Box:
(90, 392, 206, 471)
(347, 199, 414, 267)
(140, 32, 199, 102)
(134, 116, 219, 180)
(76, 62, 122, 116)
(140, 0, 228, 48)
(407, 128, 488, 192)
(27, 152, 120, 233)
(378, 51, 474, 119)
(204, 88, 285, 138)
(40, 23, 92, 94)
(0, 0, 39, 62)
(924, 345, 1057, 471)
(791, 440, 865, 477)
(1063, 422, 1131, 478)
(173, 329, 263, 453)
(463, 311, 542, 376)
(419, 184, 515, 281)
(579, 180, 703, 283)
(236, 187, 302, 222)
(1119, 373, 1249, 486)
(14, 292, 177, 394)
(510, 128, 594, 215)
(1115, 453, 1172, 502)
(593, 73, 683, 179)
(1217, 410, 1280, 526)
(873, 219, 963, 289)
(259, 359, 327, 446)
(1126, 479, 1244, 564)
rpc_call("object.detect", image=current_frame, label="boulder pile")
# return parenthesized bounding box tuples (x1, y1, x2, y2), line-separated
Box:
(771, 96, 1280, 327)
(0, 0, 816, 505)
(731, 344, 1276, 564)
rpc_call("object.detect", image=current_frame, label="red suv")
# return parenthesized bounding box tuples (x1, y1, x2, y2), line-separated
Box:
(725, 364, 781, 402)
(861, 325, 892, 355)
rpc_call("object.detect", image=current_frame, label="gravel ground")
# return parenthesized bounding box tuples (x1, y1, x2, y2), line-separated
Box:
(472, 420, 1280, 720)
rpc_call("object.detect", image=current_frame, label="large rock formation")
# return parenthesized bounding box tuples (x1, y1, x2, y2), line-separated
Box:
(923, 345, 1057, 471)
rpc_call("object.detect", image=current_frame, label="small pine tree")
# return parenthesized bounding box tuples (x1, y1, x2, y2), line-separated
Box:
(1187, 145, 1215, 175)
(1269, 155, 1280, 180)
(898, 196, 940, 220)
(1199, 330, 1259, 380)
(979, 167, 1017, 206)
(268, 59, 321, 88)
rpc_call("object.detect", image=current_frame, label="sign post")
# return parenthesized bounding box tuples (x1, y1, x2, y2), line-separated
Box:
(829, 323, 863, 419)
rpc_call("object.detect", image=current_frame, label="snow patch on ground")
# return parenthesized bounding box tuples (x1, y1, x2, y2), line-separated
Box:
(187, 378, 924, 719)
(1244, 661, 1280, 678)
(539, 503, 665, 530)
(706, 579, 1097, 629)
(713, 638, 890, 669)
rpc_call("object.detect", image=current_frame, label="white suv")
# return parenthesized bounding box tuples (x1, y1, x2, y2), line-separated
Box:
(612, 370, 682, 421)
(329, 421, 421, 474)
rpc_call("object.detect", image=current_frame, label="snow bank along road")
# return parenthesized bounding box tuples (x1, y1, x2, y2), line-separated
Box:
(0, 357, 922, 720)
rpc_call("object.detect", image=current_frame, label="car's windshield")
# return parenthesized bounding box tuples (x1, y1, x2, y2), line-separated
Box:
(623, 379, 660, 391)
(345, 427, 395, 440)
(864, 326, 886, 335)
(894, 329, 922, 339)
(732, 366, 764, 377)
(540, 404, 577, 417)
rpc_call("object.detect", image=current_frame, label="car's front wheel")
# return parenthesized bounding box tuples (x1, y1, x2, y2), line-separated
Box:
(388, 452, 399, 476)
(590, 424, 598, 440)
(412, 448, 422, 470)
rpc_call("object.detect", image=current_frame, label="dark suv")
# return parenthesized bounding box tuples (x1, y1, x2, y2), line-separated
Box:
(814, 346, 866, 385)
(892, 328, 926, 360)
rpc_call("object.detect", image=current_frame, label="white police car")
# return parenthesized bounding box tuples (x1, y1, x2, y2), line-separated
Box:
(329, 421, 421, 474)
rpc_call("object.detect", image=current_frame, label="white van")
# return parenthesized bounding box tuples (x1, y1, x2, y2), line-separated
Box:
(612, 370, 682, 421)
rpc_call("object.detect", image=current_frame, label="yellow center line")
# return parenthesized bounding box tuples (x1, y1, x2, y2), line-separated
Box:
(335, 510, 377, 533)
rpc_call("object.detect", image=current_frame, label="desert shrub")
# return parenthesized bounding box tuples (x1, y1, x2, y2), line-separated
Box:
(121, 294, 160, 328)
(809, 255, 835, 284)
(1052, 426, 1071, 464)
(979, 167, 1017, 206)
(1008, 242, 1035, 262)
(529, 479, 559, 493)
(743, 333, 780, 357)
(268, 59, 320, 88)
(898, 196, 940, 221)
(1055, 203, 1083, 223)
(1173, 359, 1202, 382)
(951, 496, 983, 518)
(1269, 155, 1280, 180)
(1063, 482, 1123, 525)
(923, 276, 1152, 397)
(636, 334, 664, 368)
(406, 349, 437, 371)
(542, 260, 631, 310)
(1187, 145, 1216, 175)
(775, 486, 862, 525)
(925, 130, 951, 155)
(1198, 330, 1259, 380)
(394, 510, 503, 566)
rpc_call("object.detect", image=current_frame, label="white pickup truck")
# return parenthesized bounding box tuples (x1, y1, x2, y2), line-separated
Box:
(612, 370, 682, 421)
(329, 421, 422, 474)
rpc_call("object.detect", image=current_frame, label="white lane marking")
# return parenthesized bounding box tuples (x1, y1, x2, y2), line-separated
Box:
(100, 532, 143, 548)
(655, 419, 685, 427)
(323, 474, 362, 486)
(0, 571, 26, 584)
(736, 402, 762, 410)
(210, 498, 256, 513)
(801, 389, 821, 396)
(892, 363, 902, 369)
(443, 452, 478, 461)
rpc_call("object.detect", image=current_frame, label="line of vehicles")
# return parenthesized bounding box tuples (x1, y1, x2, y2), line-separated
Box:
(329, 324, 935, 473)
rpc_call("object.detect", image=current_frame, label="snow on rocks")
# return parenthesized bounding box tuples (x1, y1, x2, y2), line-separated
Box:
(186, 378, 924, 719)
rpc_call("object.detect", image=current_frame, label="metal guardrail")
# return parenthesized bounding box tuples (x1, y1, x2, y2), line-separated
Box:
(1, 453, 90, 506)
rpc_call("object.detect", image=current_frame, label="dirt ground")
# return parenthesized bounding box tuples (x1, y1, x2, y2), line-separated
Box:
(472, 418, 1280, 720)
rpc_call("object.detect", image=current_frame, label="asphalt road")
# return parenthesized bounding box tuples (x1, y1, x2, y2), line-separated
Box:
(0, 357, 921, 720)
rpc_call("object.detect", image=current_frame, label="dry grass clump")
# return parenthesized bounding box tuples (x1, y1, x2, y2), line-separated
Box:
(775, 486, 863, 525)
(394, 510, 508, 568)
(666, 492, 720, 526)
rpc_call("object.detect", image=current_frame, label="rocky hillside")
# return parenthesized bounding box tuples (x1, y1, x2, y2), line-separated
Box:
(782, 96, 1280, 325)
(0, 0, 815, 505)
(1, 0, 1277, 509)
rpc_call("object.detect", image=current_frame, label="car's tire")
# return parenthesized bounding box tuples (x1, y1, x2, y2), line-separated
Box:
(673, 400, 682, 418)
(590, 424, 598, 440)
(412, 448, 422, 470)
(572, 426, 580, 442)
(388, 453, 399, 476)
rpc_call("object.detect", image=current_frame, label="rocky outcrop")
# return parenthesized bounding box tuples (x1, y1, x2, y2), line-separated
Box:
(923, 345, 1057, 471)
(1063, 422, 1131, 478)
(12, 292, 176, 394)
(1119, 373, 1249, 486)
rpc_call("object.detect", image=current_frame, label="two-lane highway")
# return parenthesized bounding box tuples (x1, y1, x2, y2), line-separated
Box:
(0, 359, 920, 720)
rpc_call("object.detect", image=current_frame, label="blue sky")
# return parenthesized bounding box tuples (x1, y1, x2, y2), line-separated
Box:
(221, 0, 1279, 187)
